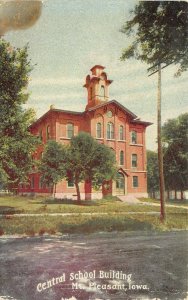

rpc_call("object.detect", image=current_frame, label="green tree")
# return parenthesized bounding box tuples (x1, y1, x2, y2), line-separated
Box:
(120, 1, 188, 221)
(0, 39, 39, 191)
(39, 140, 67, 196)
(65, 132, 117, 203)
(120, 1, 188, 75)
(163, 113, 188, 197)
(147, 150, 159, 198)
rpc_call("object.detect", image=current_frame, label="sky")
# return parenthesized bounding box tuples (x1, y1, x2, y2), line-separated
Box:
(2, 0, 188, 151)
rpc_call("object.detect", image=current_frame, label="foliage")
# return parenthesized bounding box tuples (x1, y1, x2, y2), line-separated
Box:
(147, 150, 159, 196)
(163, 113, 188, 191)
(39, 140, 67, 191)
(120, 1, 188, 75)
(65, 132, 117, 202)
(0, 39, 39, 190)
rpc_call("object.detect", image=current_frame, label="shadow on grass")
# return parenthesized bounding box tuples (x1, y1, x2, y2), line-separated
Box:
(58, 216, 153, 234)
(0, 206, 23, 214)
(34, 198, 104, 206)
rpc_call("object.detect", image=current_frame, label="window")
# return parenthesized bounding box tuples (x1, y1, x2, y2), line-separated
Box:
(119, 125, 124, 140)
(131, 131, 137, 144)
(100, 85, 105, 98)
(107, 122, 114, 139)
(31, 176, 35, 189)
(67, 123, 74, 138)
(39, 130, 43, 141)
(96, 122, 102, 138)
(132, 154, 137, 168)
(39, 177, 43, 189)
(68, 179, 74, 187)
(46, 126, 50, 140)
(120, 150, 124, 165)
(133, 176, 138, 188)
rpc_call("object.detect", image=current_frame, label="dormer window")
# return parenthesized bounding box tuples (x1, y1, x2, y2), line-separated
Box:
(67, 123, 74, 138)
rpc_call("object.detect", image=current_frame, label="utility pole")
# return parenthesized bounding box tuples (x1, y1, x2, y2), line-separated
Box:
(148, 62, 169, 221)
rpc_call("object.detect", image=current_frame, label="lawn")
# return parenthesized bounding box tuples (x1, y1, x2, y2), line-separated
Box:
(0, 195, 187, 235)
(139, 197, 188, 206)
(0, 195, 187, 214)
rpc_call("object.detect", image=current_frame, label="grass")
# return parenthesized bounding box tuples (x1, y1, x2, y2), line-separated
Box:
(139, 197, 188, 206)
(0, 213, 187, 236)
(0, 195, 187, 215)
(0, 196, 187, 235)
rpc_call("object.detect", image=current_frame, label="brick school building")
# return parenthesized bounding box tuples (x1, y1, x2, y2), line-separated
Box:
(19, 65, 152, 200)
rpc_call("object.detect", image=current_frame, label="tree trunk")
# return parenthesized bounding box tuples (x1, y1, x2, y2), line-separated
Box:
(181, 190, 184, 200)
(75, 181, 81, 204)
(157, 64, 166, 222)
(52, 184, 56, 198)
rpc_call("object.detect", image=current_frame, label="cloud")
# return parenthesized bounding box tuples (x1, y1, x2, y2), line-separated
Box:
(30, 91, 84, 101)
(30, 77, 83, 86)
(0, 0, 43, 36)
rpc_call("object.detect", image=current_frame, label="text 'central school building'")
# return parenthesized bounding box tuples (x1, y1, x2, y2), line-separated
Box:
(19, 65, 152, 200)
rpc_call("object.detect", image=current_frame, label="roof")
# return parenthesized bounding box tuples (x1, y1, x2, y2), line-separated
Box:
(87, 99, 137, 119)
(30, 108, 83, 128)
(30, 100, 152, 129)
(90, 65, 105, 71)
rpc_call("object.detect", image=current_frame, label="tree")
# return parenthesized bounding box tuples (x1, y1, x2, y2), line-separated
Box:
(39, 140, 67, 196)
(120, 1, 188, 221)
(147, 150, 159, 198)
(163, 113, 188, 197)
(65, 132, 117, 203)
(0, 39, 39, 191)
(120, 1, 188, 76)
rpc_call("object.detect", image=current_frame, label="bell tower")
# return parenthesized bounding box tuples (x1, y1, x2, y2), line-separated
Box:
(84, 65, 113, 110)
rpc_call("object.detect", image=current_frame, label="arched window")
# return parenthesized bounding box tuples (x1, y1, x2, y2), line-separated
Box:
(46, 125, 50, 140)
(96, 122, 102, 138)
(132, 154, 137, 168)
(120, 150, 124, 165)
(131, 131, 137, 144)
(107, 122, 114, 139)
(67, 123, 74, 138)
(119, 125, 124, 140)
(100, 85, 105, 98)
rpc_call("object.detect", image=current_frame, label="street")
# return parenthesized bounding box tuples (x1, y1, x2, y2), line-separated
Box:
(0, 231, 187, 300)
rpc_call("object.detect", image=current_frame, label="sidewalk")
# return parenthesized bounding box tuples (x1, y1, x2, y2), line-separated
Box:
(0, 211, 160, 217)
(118, 195, 188, 210)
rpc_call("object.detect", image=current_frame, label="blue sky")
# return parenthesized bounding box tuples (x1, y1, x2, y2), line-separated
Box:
(4, 0, 188, 150)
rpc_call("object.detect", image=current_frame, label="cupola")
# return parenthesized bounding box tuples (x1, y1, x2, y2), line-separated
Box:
(83, 65, 113, 110)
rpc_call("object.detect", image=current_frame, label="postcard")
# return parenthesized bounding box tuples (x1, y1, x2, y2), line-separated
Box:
(0, 1, 187, 300)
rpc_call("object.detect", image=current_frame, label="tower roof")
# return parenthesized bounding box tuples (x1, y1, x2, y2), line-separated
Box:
(90, 65, 105, 72)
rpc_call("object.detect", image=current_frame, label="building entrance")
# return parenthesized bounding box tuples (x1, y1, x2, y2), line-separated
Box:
(116, 172, 125, 195)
